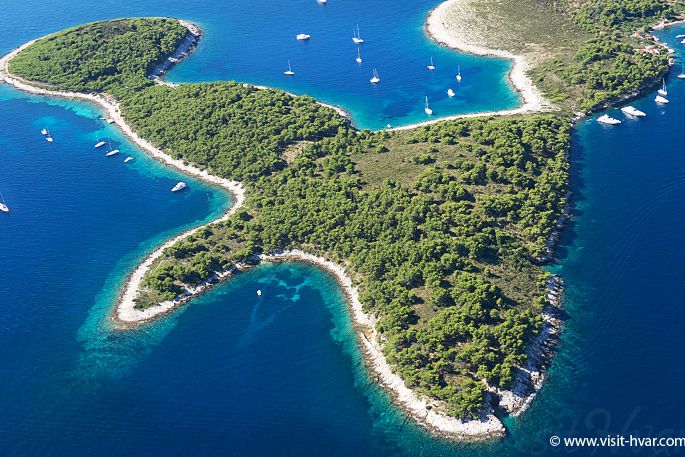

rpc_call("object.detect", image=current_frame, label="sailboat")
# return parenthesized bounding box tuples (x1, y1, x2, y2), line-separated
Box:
(41, 128, 48, 135)
(678, 64, 685, 79)
(658, 79, 668, 97)
(369, 68, 380, 84)
(352, 25, 364, 44)
(456, 65, 462, 82)
(124, 156, 134, 163)
(296, 33, 311, 41)
(106, 139, 119, 156)
(284, 60, 295, 76)
(94, 140, 106, 148)
(0, 191, 9, 213)
(356, 48, 362, 64)
(45, 130, 53, 142)
(424, 96, 433, 115)
(655, 94, 670, 104)
(447, 88, 455, 97)
(427, 57, 435, 71)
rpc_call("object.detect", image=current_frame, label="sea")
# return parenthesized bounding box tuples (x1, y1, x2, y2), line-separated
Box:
(0, 1, 684, 456)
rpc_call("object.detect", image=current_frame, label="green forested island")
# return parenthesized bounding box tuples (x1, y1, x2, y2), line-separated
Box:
(7, 1, 681, 421)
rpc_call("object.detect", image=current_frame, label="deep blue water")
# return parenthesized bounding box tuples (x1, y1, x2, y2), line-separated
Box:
(2, 1, 685, 456)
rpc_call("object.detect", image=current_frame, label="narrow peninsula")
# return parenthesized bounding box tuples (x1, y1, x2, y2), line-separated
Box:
(1, 0, 681, 440)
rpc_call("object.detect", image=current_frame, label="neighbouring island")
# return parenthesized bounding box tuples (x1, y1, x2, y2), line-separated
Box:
(0, 0, 681, 441)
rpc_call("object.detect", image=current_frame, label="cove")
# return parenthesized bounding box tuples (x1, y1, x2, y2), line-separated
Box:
(0, 0, 518, 130)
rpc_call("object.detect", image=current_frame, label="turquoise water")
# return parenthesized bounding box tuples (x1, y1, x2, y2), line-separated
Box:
(0, 0, 518, 130)
(2, 0, 685, 455)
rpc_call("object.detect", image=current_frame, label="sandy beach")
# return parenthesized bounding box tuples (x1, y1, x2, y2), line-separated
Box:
(387, 0, 555, 131)
(260, 250, 506, 440)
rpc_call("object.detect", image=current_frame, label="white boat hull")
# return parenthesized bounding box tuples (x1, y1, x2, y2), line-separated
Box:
(172, 182, 188, 192)
(621, 106, 646, 118)
(0, 203, 9, 213)
(597, 114, 621, 125)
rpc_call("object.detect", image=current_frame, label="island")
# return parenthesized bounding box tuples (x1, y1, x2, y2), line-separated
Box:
(0, 0, 680, 440)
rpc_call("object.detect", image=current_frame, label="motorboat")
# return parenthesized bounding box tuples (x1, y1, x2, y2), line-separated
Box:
(620, 106, 646, 117)
(596, 114, 621, 125)
(171, 182, 188, 192)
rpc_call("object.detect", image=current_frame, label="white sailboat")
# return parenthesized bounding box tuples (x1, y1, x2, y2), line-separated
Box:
(655, 95, 670, 104)
(124, 156, 134, 163)
(424, 96, 433, 115)
(94, 140, 106, 148)
(456, 65, 462, 82)
(0, 191, 9, 213)
(171, 182, 188, 192)
(658, 79, 668, 97)
(105, 139, 118, 156)
(447, 88, 455, 97)
(45, 130, 53, 142)
(355, 48, 362, 64)
(284, 60, 295, 76)
(352, 25, 364, 44)
(296, 33, 311, 41)
(427, 57, 435, 71)
(678, 64, 685, 79)
(596, 114, 621, 125)
(369, 68, 380, 84)
(257, 289, 262, 296)
(41, 128, 48, 135)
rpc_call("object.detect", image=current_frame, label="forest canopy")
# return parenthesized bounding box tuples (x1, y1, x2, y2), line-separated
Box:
(10, 18, 570, 419)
